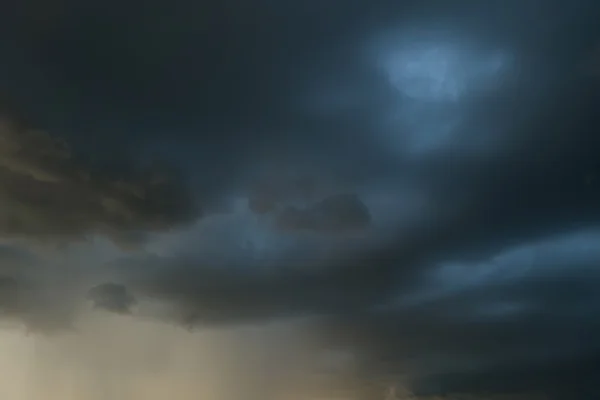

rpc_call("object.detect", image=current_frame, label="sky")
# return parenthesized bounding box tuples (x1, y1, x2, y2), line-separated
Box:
(0, 0, 600, 399)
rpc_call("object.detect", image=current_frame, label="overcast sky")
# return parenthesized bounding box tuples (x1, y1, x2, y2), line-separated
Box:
(0, 0, 600, 399)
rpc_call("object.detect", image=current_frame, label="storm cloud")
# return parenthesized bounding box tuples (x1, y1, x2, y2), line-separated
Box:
(0, 116, 195, 246)
(0, 0, 599, 399)
(275, 193, 371, 233)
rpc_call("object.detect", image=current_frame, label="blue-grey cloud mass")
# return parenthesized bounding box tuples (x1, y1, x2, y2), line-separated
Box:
(0, 0, 600, 398)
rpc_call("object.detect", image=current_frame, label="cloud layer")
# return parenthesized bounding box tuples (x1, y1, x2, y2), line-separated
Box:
(0, 116, 195, 246)
(0, 0, 599, 399)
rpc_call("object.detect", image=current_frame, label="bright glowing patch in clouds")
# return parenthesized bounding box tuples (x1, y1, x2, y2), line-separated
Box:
(370, 31, 512, 155)
(380, 40, 510, 102)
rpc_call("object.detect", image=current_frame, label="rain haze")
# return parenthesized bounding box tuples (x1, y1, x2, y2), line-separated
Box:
(0, 0, 599, 399)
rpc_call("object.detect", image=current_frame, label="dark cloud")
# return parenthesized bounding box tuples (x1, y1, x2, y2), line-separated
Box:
(275, 193, 371, 233)
(313, 239, 600, 396)
(85, 230, 600, 398)
(0, 0, 599, 398)
(97, 253, 391, 328)
(0, 275, 30, 315)
(87, 282, 136, 314)
(0, 244, 37, 272)
(0, 246, 75, 332)
(414, 352, 600, 398)
(7, 0, 595, 179)
(247, 196, 278, 215)
(0, 116, 195, 246)
(247, 172, 324, 215)
(0, 272, 76, 333)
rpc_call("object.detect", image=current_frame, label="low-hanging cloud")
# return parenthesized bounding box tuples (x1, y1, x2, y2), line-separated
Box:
(79, 227, 600, 398)
(90, 248, 393, 328)
(88, 282, 136, 314)
(0, 116, 196, 247)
